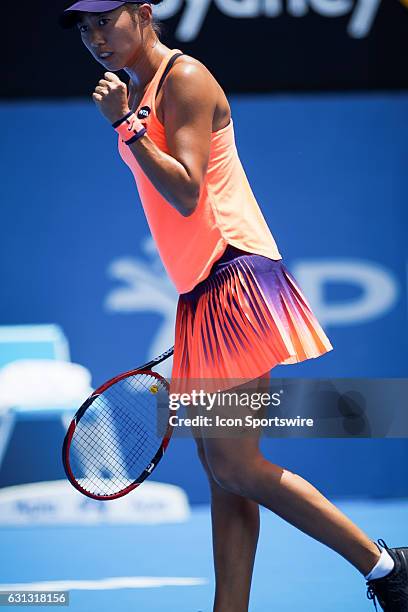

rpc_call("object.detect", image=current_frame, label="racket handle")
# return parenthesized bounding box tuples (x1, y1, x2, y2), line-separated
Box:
(138, 346, 174, 371)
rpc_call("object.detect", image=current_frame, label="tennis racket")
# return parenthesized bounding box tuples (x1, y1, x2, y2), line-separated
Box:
(62, 346, 174, 500)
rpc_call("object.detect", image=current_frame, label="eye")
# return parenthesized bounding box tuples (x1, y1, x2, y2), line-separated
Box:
(78, 24, 88, 33)
(98, 18, 110, 26)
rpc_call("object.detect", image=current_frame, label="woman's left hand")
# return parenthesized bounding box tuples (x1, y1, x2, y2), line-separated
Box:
(92, 72, 130, 124)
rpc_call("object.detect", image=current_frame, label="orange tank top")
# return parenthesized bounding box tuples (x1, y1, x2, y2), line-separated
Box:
(118, 49, 283, 294)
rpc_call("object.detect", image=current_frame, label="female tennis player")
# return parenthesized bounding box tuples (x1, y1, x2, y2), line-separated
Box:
(61, 2, 408, 610)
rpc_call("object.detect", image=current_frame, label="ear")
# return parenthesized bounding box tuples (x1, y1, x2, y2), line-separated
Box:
(137, 4, 153, 27)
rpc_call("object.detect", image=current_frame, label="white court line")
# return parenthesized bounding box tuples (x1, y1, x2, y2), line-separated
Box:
(0, 577, 207, 591)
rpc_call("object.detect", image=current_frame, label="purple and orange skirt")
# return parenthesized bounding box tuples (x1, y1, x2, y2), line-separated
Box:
(171, 245, 333, 386)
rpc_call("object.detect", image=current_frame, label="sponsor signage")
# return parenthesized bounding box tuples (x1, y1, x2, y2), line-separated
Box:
(2, 0, 407, 97)
(0, 481, 190, 525)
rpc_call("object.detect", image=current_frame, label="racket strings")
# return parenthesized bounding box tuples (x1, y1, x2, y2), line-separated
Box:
(72, 385, 163, 492)
(68, 372, 168, 496)
(74, 403, 153, 475)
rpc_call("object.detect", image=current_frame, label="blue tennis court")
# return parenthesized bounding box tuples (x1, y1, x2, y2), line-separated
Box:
(1, 500, 407, 611)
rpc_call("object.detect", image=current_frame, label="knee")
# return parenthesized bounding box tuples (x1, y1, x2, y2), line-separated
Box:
(194, 439, 248, 493)
(193, 439, 250, 495)
(207, 457, 255, 496)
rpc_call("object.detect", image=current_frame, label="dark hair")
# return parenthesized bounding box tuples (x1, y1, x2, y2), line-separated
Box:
(126, 1, 164, 38)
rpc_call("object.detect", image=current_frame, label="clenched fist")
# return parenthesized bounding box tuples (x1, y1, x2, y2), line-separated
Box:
(92, 72, 130, 124)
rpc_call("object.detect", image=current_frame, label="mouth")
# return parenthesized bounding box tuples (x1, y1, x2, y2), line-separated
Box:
(97, 52, 114, 60)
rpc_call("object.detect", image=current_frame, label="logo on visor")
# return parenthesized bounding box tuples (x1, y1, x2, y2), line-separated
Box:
(138, 106, 151, 120)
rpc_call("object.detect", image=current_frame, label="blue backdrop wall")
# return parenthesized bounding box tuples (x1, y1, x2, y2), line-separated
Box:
(1, 93, 407, 503)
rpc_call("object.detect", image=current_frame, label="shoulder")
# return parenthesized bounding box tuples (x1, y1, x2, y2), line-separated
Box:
(163, 54, 218, 103)
(169, 54, 212, 79)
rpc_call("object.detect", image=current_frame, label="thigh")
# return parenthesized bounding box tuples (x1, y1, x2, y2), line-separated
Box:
(200, 375, 269, 473)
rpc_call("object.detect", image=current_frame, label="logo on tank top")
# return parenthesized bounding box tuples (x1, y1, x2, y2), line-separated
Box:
(137, 106, 151, 120)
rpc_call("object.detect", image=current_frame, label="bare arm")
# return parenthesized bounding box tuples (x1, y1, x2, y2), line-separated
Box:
(93, 59, 216, 217)
(127, 60, 215, 217)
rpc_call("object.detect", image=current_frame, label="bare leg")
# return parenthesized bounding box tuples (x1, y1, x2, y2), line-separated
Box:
(191, 377, 268, 612)
(206, 455, 260, 612)
(202, 376, 381, 579)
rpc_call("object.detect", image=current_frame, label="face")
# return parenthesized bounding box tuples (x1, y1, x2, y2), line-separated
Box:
(77, 6, 146, 71)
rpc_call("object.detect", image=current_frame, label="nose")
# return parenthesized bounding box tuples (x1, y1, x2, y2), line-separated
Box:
(89, 29, 106, 50)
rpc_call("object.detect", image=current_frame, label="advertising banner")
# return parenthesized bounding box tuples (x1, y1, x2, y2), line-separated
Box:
(3, 0, 408, 97)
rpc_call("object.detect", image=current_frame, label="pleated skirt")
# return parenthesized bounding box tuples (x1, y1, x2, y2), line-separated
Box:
(171, 245, 333, 386)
